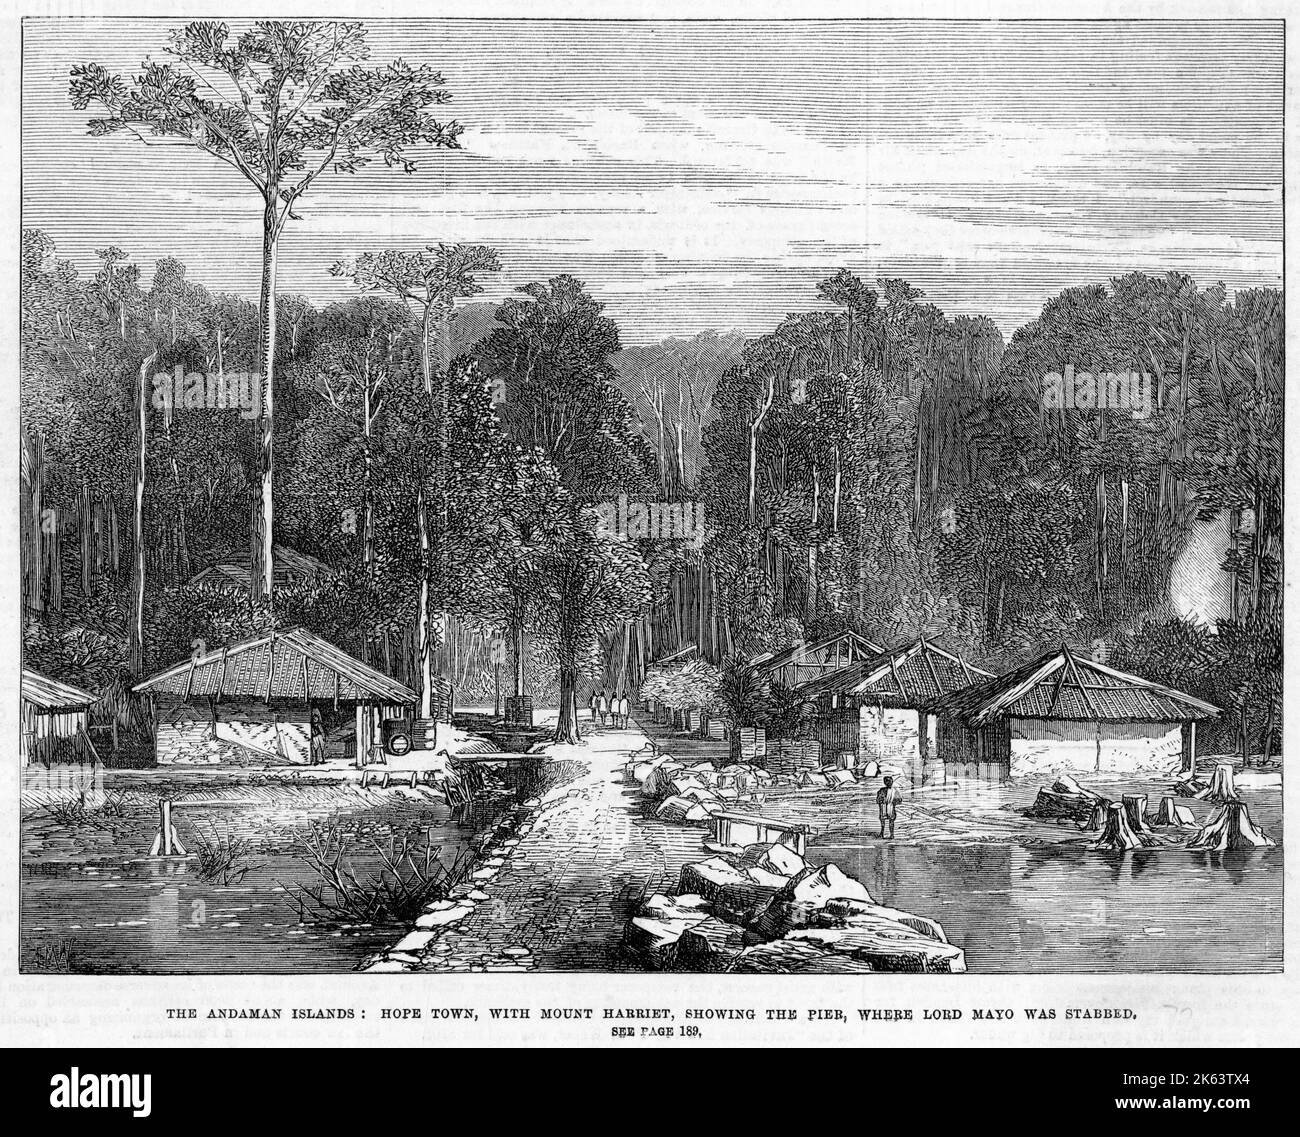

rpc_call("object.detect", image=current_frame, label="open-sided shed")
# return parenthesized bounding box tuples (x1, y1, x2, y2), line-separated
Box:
(797, 639, 992, 779)
(750, 630, 884, 690)
(923, 644, 1219, 777)
(134, 627, 417, 766)
(21, 669, 97, 765)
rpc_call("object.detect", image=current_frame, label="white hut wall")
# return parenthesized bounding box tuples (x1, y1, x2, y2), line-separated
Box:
(1008, 717, 1180, 776)
(858, 704, 935, 771)
(155, 699, 311, 765)
(214, 702, 311, 764)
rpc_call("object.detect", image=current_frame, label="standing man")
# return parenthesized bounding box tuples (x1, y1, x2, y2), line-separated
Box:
(618, 691, 629, 729)
(310, 708, 326, 766)
(589, 688, 599, 724)
(877, 775, 901, 839)
(598, 689, 609, 728)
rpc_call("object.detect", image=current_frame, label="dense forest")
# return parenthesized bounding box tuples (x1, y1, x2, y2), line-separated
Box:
(20, 227, 1282, 758)
(20, 21, 1282, 760)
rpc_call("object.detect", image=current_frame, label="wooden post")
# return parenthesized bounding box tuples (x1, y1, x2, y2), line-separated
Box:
(160, 799, 172, 855)
(1181, 720, 1196, 773)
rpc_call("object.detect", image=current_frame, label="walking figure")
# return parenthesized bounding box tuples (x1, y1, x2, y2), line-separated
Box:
(598, 689, 609, 727)
(589, 688, 599, 723)
(617, 692, 629, 729)
(877, 775, 901, 839)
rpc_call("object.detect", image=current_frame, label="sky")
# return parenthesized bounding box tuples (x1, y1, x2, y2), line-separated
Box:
(21, 18, 1283, 344)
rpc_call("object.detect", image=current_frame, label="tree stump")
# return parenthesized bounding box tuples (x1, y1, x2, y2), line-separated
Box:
(1122, 794, 1151, 836)
(1187, 801, 1275, 851)
(1203, 763, 1242, 803)
(1089, 802, 1156, 850)
(1152, 795, 1196, 827)
(1078, 799, 1109, 832)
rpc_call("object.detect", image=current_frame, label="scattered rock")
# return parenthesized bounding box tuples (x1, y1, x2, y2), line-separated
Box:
(391, 930, 437, 954)
(673, 917, 749, 971)
(677, 857, 790, 919)
(773, 863, 873, 908)
(623, 893, 712, 967)
(656, 795, 718, 823)
(737, 841, 807, 878)
(416, 907, 470, 929)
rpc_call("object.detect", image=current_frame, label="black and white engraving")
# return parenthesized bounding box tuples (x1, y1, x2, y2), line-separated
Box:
(19, 17, 1282, 976)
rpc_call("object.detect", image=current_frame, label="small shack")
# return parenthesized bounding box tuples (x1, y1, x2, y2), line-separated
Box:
(21, 669, 98, 765)
(797, 638, 993, 780)
(134, 627, 416, 767)
(923, 644, 1219, 777)
(750, 630, 883, 690)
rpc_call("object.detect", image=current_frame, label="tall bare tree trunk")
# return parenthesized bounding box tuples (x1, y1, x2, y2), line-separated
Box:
(130, 350, 158, 674)
(251, 197, 279, 603)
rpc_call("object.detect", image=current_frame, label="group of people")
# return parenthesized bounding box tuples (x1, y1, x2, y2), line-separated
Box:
(590, 689, 630, 729)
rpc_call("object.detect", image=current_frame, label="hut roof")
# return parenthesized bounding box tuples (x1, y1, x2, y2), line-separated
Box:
(134, 628, 417, 705)
(922, 644, 1220, 725)
(186, 545, 331, 590)
(796, 638, 993, 706)
(22, 669, 95, 710)
(652, 643, 698, 666)
(751, 629, 884, 674)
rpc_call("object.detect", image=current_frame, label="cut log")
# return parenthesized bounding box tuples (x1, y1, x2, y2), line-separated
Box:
(1089, 802, 1156, 850)
(1203, 763, 1242, 804)
(1052, 775, 1101, 799)
(1151, 795, 1196, 827)
(1174, 776, 1208, 798)
(1187, 801, 1276, 851)
(1029, 787, 1104, 822)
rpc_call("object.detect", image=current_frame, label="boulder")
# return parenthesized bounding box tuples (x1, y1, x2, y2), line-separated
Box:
(643, 762, 688, 799)
(727, 939, 877, 974)
(785, 922, 967, 972)
(858, 760, 881, 778)
(669, 775, 709, 798)
(622, 893, 712, 968)
(826, 768, 857, 788)
(817, 897, 947, 943)
(679, 785, 722, 806)
(737, 841, 807, 878)
(631, 760, 662, 785)
(677, 857, 791, 920)
(672, 917, 749, 971)
(749, 863, 875, 937)
(656, 795, 718, 824)
(775, 863, 873, 907)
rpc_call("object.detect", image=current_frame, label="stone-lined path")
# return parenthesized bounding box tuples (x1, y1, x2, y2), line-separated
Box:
(404, 717, 708, 972)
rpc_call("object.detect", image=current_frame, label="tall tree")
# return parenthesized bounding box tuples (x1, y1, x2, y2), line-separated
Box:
(332, 244, 500, 713)
(71, 19, 464, 600)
